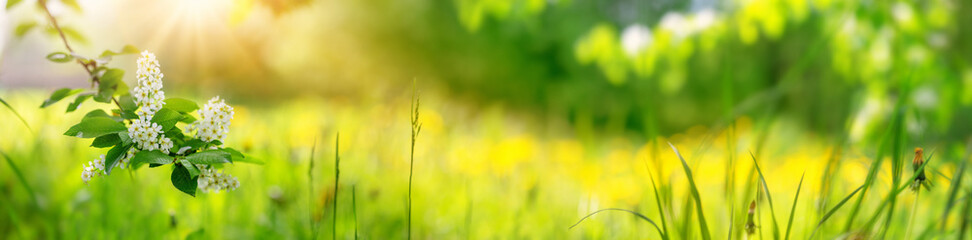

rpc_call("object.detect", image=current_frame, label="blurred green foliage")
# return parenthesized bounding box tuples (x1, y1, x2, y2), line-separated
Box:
(439, 0, 971, 143)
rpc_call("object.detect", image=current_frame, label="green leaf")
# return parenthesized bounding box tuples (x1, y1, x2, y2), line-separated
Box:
(66, 93, 93, 113)
(232, 154, 264, 164)
(40, 88, 83, 108)
(14, 21, 36, 37)
(171, 163, 198, 197)
(104, 144, 132, 175)
(185, 139, 206, 150)
(181, 159, 201, 178)
(83, 109, 124, 122)
(118, 95, 137, 112)
(99, 45, 140, 58)
(164, 98, 199, 113)
(179, 113, 197, 124)
(84, 109, 111, 119)
(185, 228, 205, 240)
(120, 45, 139, 54)
(184, 150, 231, 165)
(114, 109, 138, 119)
(131, 150, 174, 169)
(61, 0, 82, 12)
(45, 52, 74, 63)
(151, 108, 183, 131)
(668, 143, 711, 240)
(50, 26, 87, 45)
(220, 147, 245, 160)
(119, 131, 132, 145)
(6, 0, 23, 9)
(94, 68, 124, 103)
(63, 117, 127, 138)
(165, 127, 185, 140)
(90, 133, 121, 148)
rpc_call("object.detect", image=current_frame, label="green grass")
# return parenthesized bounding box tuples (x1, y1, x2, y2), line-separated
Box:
(2, 89, 972, 239)
(0, 97, 32, 133)
(642, 155, 669, 239)
(810, 184, 865, 239)
(784, 172, 804, 240)
(333, 133, 340, 240)
(750, 152, 781, 240)
(940, 150, 968, 231)
(669, 142, 712, 240)
(569, 208, 666, 238)
(407, 80, 422, 240)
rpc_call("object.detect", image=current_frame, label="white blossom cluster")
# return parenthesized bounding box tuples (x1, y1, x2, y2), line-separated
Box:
(119, 148, 136, 168)
(133, 51, 166, 119)
(196, 166, 240, 193)
(127, 51, 174, 154)
(188, 97, 234, 143)
(80, 155, 106, 184)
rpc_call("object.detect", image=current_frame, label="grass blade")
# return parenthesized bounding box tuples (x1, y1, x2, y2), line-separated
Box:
(862, 152, 934, 230)
(333, 133, 340, 240)
(940, 149, 968, 231)
(728, 203, 735, 240)
(353, 185, 358, 240)
(570, 208, 666, 239)
(408, 79, 422, 240)
(843, 80, 910, 232)
(308, 139, 319, 239)
(841, 122, 893, 232)
(0, 194, 27, 239)
(879, 102, 908, 239)
(0, 150, 37, 206)
(643, 154, 670, 240)
(669, 142, 712, 240)
(750, 152, 781, 240)
(960, 193, 971, 239)
(784, 172, 805, 240)
(810, 183, 865, 239)
(0, 96, 33, 132)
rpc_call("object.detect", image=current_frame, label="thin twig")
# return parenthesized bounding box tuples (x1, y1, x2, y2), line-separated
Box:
(38, 0, 126, 112)
(38, 0, 74, 53)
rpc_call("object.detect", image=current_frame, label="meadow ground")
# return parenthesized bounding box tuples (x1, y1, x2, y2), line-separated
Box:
(2, 90, 969, 239)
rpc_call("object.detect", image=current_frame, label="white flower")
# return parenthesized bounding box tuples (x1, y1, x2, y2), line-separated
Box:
(621, 24, 652, 57)
(81, 166, 93, 183)
(192, 96, 234, 143)
(692, 9, 716, 33)
(81, 155, 107, 184)
(160, 137, 174, 154)
(196, 167, 240, 193)
(134, 51, 166, 119)
(127, 50, 175, 152)
(118, 148, 137, 169)
(660, 12, 691, 40)
(92, 154, 106, 172)
(128, 117, 164, 150)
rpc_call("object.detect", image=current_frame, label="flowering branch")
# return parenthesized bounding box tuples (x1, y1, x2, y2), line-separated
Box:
(34, 0, 252, 197)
